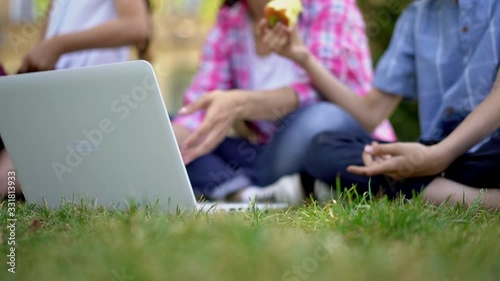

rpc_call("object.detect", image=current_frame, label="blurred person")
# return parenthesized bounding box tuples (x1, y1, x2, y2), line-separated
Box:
(18, 0, 152, 73)
(172, 0, 396, 203)
(261, 0, 500, 208)
(0, 64, 21, 200)
(1, 0, 152, 198)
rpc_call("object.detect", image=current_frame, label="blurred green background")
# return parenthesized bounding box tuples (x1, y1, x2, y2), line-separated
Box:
(7, 0, 420, 141)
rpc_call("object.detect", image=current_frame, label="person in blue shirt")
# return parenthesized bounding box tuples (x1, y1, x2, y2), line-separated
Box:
(260, 0, 500, 209)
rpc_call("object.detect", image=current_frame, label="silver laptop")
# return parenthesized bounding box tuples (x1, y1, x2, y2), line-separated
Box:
(0, 61, 287, 213)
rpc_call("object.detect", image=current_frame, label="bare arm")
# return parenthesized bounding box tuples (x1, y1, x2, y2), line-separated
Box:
(435, 70, 500, 161)
(261, 25, 402, 132)
(299, 51, 402, 132)
(348, 71, 500, 179)
(239, 87, 299, 121)
(19, 0, 150, 72)
(177, 87, 299, 164)
(54, 0, 149, 54)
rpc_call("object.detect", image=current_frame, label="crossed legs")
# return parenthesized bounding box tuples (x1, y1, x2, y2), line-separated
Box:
(423, 178, 500, 209)
(304, 130, 500, 209)
(186, 102, 364, 200)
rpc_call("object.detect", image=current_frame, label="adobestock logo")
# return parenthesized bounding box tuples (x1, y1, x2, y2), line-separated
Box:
(51, 74, 157, 182)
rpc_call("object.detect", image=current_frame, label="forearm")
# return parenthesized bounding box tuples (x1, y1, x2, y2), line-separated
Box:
(53, 17, 149, 55)
(299, 52, 391, 131)
(435, 79, 500, 162)
(238, 87, 299, 121)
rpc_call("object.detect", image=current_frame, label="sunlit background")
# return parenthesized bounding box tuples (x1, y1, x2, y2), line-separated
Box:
(0, 0, 418, 140)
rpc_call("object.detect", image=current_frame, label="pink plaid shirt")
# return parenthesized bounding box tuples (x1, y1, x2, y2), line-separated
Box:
(174, 0, 396, 143)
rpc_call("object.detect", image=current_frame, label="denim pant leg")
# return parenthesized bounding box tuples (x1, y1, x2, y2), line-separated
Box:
(443, 137, 500, 189)
(251, 102, 368, 186)
(304, 131, 378, 193)
(186, 137, 263, 200)
(304, 132, 434, 199)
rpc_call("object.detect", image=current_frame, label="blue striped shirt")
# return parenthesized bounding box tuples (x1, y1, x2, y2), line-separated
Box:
(374, 0, 500, 143)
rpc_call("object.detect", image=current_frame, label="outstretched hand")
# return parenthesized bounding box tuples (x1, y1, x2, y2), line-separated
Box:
(179, 90, 244, 165)
(257, 19, 309, 65)
(347, 142, 450, 180)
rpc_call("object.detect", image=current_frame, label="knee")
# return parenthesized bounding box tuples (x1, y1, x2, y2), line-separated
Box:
(290, 102, 361, 140)
(422, 178, 500, 209)
(304, 132, 341, 170)
(304, 131, 366, 175)
(307, 132, 345, 158)
(302, 133, 345, 182)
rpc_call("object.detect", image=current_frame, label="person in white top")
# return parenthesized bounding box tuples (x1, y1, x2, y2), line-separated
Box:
(0, 0, 151, 200)
(18, 0, 151, 73)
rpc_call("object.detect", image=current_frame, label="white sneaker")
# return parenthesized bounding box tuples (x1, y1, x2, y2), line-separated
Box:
(314, 180, 337, 203)
(239, 174, 304, 206)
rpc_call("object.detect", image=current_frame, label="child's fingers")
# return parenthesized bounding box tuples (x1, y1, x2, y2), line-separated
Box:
(372, 143, 406, 156)
(256, 18, 268, 37)
(276, 36, 288, 49)
(347, 160, 396, 177)
(262, 29, 274, 46)
(179, 95, 211, 115)
(266, 34, 282, 51)
(362, 151, 375, 167)
(272, 22, 282, 33)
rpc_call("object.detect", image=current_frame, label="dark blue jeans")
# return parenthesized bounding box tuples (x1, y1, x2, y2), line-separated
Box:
(304, 131, 435, 199)
(303, 125, 500, 199)
(186, 102, 362, 199)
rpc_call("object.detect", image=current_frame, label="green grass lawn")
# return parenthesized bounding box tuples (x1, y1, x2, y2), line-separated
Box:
(1, 195, 499, 281)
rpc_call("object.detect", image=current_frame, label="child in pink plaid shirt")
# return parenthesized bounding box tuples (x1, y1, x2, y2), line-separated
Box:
(172, 0, 396, 202)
